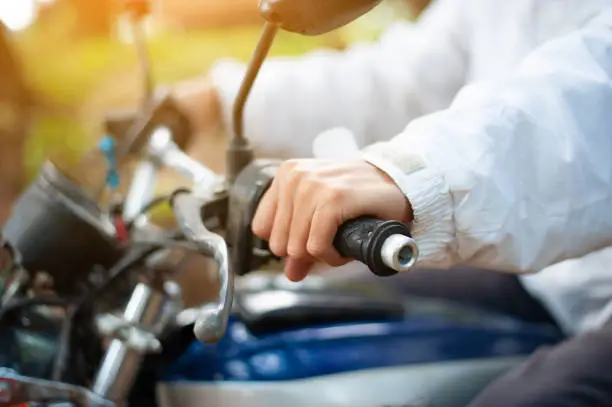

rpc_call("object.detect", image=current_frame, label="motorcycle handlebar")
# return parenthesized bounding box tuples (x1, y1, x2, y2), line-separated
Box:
(170, 189, 418, 343)
(333, 217, 419, 276)
(169, 189, 233, 344)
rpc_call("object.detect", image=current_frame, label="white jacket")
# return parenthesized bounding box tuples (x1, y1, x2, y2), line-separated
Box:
(210, 0, 612, 334)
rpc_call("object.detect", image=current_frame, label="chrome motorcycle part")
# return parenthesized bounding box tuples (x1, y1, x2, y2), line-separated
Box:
(93, 281, 171, 402)
(170, 190, 232, 343)
(122, 126, 219, 227)
(381, 233, 419, 272)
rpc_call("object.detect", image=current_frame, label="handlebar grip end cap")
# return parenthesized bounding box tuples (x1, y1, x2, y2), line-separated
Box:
(334, 218, 419, 277)
(366, 221, 418, 276)
(380, 233, 419, 273)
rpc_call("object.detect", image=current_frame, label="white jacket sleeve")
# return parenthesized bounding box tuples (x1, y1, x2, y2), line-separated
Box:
(363, 9, 612, 273)
(209, 0, 468, 157)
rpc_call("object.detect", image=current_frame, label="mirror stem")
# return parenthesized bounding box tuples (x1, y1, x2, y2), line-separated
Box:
(226, 22, 279, 185)
(131, 13, 154, 112)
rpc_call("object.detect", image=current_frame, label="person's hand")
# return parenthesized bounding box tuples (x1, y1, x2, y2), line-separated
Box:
(104, 75, 224, 148)
(170, 75, 224, 139)
(252, 159, 413, 282)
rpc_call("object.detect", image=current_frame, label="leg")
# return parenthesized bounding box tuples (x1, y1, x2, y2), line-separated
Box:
(467, 321, 612, 407)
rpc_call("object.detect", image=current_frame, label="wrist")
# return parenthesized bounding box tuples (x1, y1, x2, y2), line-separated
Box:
(369, 162, 414, 223)
(361, 144, 456, 268)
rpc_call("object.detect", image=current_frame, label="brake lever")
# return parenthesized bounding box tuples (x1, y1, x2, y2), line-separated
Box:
(170, 189, 233, 343)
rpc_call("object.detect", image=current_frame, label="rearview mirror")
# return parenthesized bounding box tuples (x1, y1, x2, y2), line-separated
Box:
(259, 0, 383, 35)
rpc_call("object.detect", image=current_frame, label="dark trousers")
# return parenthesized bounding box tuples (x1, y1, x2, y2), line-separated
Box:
(385, 267, 612, 407)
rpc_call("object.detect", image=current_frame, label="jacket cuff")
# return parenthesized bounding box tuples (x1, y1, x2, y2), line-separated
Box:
(209, 59, 247, 134)
(362, 142, 456, 269)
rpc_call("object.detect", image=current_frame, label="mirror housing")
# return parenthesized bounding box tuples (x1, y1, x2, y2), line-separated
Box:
(259, 0, 383, 36)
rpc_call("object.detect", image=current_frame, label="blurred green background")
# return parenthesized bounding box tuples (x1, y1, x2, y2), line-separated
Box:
(0, 0, 429, 219)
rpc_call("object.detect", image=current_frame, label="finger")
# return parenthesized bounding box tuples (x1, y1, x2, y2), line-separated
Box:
(287, 182, 317, 262)
(284, 257, 314, 282)
(268, 169, 300, 257)
(251, 180, 279, 240)
(307, 205, 351, 267)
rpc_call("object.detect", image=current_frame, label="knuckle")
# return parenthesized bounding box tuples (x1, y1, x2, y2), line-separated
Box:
(251, 221, 269, 240)
(268, 239, 287, 257)
(297, 176, 318, 195)
(325, 186, 348, 205)
(284, 166, 309, 189)
(307, 240, 328, 259)
(287, 243, 309, 260)
(286, 171, 303, 188)
(280, 159, 300, 173)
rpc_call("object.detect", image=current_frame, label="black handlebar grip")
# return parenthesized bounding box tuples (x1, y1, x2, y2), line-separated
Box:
(333, 217, 415, 277)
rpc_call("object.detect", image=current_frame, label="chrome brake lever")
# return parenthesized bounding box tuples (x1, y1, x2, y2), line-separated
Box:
(170, 190, 232, 343)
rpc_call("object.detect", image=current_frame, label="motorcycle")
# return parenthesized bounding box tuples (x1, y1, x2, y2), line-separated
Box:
(0, 0, 566, 406)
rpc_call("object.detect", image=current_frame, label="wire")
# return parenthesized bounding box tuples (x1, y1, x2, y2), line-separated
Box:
(125, 194, 172, 230)
(51, 304, 77, 382)
(77, 245, 161, 310)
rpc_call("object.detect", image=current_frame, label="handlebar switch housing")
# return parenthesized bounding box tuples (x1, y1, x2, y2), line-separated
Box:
(226, 160, 282, 276)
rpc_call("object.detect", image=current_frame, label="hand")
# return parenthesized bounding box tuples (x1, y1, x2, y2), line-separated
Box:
(103, 75, 227, 174)
(170, 75, 223, 139)
(252, 159, 413, 282)
(168, 76, 228, 174)
(104, 75, 224, 149)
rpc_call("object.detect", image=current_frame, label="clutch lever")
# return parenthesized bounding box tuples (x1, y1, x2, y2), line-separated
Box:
(170, 189, 232, 343)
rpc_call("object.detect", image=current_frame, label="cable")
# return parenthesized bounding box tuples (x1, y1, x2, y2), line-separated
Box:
(76, 245, 161, 311)
(51, 304, 77, 382)
(125, 194, 172, 230)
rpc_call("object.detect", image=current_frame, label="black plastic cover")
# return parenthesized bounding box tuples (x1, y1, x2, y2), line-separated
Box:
(2, 162, 124, 296)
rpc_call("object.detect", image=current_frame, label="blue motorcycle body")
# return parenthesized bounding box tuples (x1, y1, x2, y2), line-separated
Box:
(158, 277, 563, 407)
